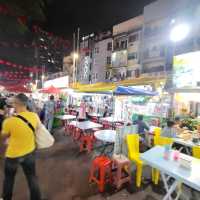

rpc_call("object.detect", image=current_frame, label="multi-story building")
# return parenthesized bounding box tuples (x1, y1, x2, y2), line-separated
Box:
(109, 15, 143, 81)
(77, 31, 112, 84)
(92, 32, 112, 83)
(77, 33, 95, 84)
(141, 0, 198, 76)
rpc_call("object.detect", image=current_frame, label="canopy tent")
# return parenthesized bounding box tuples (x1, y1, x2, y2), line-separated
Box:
(114, 86, 158, 96)
(40, 86, 61, 94)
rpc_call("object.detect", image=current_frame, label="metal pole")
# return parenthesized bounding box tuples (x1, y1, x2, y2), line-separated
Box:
(75, 28, 80, 83)
(72, 32, 76, 84)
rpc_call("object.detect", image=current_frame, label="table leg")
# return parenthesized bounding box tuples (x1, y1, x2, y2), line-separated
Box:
(161, 173, 181, 200)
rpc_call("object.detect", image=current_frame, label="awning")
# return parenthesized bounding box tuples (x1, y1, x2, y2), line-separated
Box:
(114, 86, 158, 96)
(71, 75, 166, 93)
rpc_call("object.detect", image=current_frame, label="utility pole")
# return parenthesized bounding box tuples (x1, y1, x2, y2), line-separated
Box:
(75, 27, 80, 83)
(72, 32, 76, 84)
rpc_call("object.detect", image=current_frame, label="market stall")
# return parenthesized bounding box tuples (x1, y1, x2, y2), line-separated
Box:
(113, 86, 169, 126)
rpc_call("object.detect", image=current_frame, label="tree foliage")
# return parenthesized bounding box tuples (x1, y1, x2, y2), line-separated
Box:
(0, 0, 47, 21)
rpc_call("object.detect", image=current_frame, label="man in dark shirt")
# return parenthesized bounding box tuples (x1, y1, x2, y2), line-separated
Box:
(134, 115, 149, 135)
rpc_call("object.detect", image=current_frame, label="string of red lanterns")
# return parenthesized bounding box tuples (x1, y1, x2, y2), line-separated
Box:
(0, 59, 43, 73)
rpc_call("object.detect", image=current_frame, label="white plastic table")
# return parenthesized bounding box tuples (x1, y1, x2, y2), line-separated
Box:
(56, 115, 76, 121)
(100, 117, 124, 123)
(88, 112, 103, 118)
(69, 120, 102, 131)
(141, 146, 200, 200)
(94, 130, 116, 143)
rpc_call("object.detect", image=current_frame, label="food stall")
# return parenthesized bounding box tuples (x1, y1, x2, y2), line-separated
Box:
(113, 86, 169, 126)
(173, 51, 200, 118)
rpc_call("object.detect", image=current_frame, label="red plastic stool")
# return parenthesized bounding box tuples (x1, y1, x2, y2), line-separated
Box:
(65, 124, 74, 136)
(91, 117, 98, 123)
(80, 134, 96, 153)
(73, 128, 82, 141)
(89, 156, 112, 192)
(102, 121, 112, 129)
(112, 154, 131, 189)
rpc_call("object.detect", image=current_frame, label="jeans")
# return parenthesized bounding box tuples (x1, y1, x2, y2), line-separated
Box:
(45, 115, 54, 132)
(2, 152, 41, 200)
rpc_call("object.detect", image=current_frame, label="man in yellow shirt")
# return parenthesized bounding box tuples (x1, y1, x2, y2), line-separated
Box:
(0, 93, 41, 200)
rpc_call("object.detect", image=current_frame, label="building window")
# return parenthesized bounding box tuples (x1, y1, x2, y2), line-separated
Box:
(129, 34, 139, 43)
(107, 42, 112, 51)
(107, 56, 111, 65)
(95, 47, 99, 54)
(121, 40, 127, 49)
(128, 52, 138, 60)
(127, 70, 132, 78)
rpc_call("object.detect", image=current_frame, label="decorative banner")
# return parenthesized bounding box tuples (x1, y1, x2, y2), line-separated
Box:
(0, 59, 43, 73)
(0, 4, 70, 48)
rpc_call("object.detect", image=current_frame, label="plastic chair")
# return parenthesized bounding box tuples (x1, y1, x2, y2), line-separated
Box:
(152, 136, 173, 185)
(192, 146, 200, 159)
(154, 127, 161, 137)
(126, 134, 143, 187)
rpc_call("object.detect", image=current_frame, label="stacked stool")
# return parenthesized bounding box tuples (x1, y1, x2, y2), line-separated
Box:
(112, 154, 131, 189)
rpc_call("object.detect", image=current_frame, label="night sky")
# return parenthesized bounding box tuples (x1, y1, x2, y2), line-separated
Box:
(46, 0, 155, 39)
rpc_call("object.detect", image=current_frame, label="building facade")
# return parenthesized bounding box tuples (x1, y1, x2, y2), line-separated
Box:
(92, 33, 112, 83)
(75, 0, 200, 85)
(110, 15, 143, 82)
(77, 31, 112, 84)
(77, 33, 95, 84)
(141, 0, 199, 76)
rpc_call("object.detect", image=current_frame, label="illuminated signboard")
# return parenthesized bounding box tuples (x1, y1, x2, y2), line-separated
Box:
(44, 76, 69, 88)
(173, 51, 200, 89)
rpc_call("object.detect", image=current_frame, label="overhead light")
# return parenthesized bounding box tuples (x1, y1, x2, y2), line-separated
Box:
(73, 53, 79, 59)
(40, 38, 44, 41)
(170, 23, 190, 42)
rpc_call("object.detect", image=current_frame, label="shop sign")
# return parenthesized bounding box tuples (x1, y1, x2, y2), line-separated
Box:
(173, 51, 200, 89)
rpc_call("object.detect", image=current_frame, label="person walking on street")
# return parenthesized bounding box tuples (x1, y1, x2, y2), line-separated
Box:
(44, 95, 56, 132)
(0, 93, 41, 200)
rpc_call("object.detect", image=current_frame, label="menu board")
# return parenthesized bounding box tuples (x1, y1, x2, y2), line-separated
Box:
(173, 51, 200, 88)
